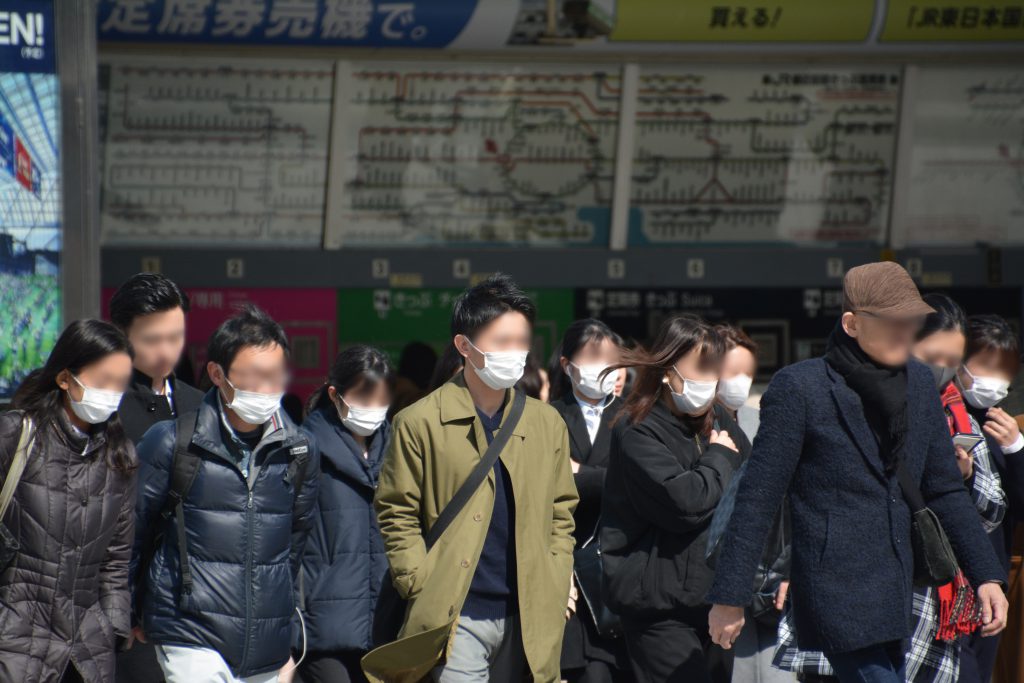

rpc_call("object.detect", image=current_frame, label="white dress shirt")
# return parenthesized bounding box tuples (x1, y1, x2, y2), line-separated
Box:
(574, 392, 614, 445)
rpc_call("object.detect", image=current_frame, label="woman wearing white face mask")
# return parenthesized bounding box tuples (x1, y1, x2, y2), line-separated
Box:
(548, 319, 630, 683)
(1, 319, 136, 683)
(601, 315, 750, 683)
(714, 325, 759, 443)
(296, 345, 394, 683)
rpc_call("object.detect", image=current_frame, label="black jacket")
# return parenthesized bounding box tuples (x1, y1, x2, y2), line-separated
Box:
(602, 401, 749, 619)
(0, 409, 136, 683)
(707, 359, 1006, 654)
(118, 368, 204, 445)
(130, 390, 320, 678)
(550, 393, 626, 670)
(550, 393, 621, 545)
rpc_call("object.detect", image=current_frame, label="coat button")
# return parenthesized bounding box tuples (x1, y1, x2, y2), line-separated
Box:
(147, 402, 156, 413)
(461, 559, 470, 568)
(473, 513, 482, 522)
(81, 497, 88, 506)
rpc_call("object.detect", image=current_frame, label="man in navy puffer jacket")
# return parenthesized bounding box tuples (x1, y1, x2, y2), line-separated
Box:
(130, 305, 320, 682)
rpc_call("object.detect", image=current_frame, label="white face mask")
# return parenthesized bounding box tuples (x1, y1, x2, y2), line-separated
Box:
(337, 396, 388, 437)
(569, 362, 617, 401)
(961, 366, 1009, 409)
(717, 374, 753, 411)
(68, 375, 123, 425)
(666, 367, 718, 415)
(466, 339, 528, 390)
(222, 376, 283, 426)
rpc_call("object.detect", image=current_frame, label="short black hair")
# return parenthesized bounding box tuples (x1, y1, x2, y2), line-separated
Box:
(109, 273, 190, 330)
(450, 273, 536, 339)
(917, 293, 966, 341)
(207, 304, 290, 372)
(966, 314, 1020, 374)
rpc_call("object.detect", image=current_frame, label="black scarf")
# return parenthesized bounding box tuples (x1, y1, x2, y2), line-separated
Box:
(824, 321, 908, 473)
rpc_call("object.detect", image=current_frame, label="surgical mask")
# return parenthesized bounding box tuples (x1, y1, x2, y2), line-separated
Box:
(927, 363, 957, 391)
(666, 367, 718, 414)
(717, 374, 753, 411)
(961, 366, 1009, 409)
(466, 339, 528, 391)
(222, 377, 283, 426)
(569, 362, 617, 401)
(337, 396, 388, 437)
(68, 375, 123, 425)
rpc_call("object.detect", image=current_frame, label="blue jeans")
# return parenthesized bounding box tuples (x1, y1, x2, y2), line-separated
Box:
(824, 641, 906, 683)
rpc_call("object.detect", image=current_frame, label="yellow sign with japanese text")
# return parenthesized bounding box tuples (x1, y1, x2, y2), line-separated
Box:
(882, 1, 1024, 40)
(610, 0, 876, 42)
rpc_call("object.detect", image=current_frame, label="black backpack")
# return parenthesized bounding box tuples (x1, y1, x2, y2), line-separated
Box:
(135, 411, 310, 610)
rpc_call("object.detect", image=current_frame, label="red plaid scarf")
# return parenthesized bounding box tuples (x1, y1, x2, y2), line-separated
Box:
(935, 382, 983, 641)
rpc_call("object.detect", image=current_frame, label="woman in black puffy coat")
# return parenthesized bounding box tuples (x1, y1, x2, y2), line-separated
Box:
(297, 346, 394, 683)
(0, 320, 136, 682)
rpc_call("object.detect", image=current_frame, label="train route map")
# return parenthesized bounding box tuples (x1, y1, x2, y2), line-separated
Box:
(627, 66, 900, 245)
(101, 59, 334, 245)
(325, 61, 621, 247)
(897, 67, 1024, 245)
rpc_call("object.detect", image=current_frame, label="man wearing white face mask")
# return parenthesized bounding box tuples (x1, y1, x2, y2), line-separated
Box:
(130, 305, 320, 683)
(365, 274, 578, 683)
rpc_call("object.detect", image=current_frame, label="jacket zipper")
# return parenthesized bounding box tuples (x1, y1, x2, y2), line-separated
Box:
(238, 447, 259, 674)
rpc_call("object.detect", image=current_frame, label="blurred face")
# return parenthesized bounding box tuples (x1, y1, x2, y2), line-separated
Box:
(721, 346, 757, 381)
(842, 311, 924, 367)
(664, 347, 720, 395)
(614, 367, 628, 396)
(560, 336, 622, 385)
(912, 329, 965, 369)
(208, 343, 289, 401)
(454, 311, 532, 363)
(57, 352, 133, 400)
(329, 378, 391, 417)
(125, 307, 187, 381)
(960, 348, 1016, 388)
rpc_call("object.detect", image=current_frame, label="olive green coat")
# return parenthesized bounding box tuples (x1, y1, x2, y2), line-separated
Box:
(362, 374, 578, 682)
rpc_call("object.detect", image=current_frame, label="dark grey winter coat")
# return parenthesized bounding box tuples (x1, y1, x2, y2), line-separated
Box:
(0, 408, 137, 682)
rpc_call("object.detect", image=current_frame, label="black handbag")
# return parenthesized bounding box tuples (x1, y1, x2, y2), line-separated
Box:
(372, 390, 526, 647)
(573, 526, 622, 639)
(0, 414, 35, 572)
(895, 457, 960, 587)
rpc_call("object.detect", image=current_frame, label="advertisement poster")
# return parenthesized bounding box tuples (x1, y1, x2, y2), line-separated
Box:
(0, 0, 60, 400)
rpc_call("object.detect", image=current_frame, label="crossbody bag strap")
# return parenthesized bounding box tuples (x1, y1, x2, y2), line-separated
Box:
(166, 412, 202, 596)
(0, 415, 35, 520)
(895, 457, 927, 513)
(424, 390, 526, 550)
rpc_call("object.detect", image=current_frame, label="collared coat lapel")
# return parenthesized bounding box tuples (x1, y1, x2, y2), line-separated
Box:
(826, 362, 886, 481)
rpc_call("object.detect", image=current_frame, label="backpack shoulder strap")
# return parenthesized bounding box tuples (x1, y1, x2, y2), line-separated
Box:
(164, 411, 202, 597)
(424, 390, 527, 550)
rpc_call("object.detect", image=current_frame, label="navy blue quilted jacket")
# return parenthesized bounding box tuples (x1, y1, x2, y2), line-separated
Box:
(130, 390, 320, 677)
(707, 357, 1005, 654)
(298, 405, 390, 653)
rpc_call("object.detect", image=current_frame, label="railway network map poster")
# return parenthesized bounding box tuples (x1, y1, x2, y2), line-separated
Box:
(325, 61, 621, 247)
(627, 65, 900, 246)
(0, 0, 60, 401)
(895, 66, 1024, 245)
(100, 58, 334, 246)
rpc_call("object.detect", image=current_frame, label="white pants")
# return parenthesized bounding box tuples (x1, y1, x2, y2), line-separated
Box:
(156, 644, 281, 683)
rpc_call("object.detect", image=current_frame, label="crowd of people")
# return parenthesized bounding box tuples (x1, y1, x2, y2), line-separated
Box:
(0, 262, 1022, 683)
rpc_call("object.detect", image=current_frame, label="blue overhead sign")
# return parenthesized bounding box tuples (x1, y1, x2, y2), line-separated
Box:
(0, 0, 55, 74)
(98, 0, 480, 48)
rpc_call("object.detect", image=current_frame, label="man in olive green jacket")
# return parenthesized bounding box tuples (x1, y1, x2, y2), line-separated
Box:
(362, 275, 578, 683)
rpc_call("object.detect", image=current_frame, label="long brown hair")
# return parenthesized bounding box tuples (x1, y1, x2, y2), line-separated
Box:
(610, 315, 725, 435)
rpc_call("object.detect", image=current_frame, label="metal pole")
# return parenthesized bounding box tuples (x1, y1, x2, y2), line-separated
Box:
(57, 0, 101, 322)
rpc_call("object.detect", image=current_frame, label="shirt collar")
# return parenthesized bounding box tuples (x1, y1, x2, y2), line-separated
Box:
(574, 391, 613, 413)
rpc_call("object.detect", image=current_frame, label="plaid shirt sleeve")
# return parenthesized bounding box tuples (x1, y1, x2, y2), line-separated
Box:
(966, 415, 1007, 533)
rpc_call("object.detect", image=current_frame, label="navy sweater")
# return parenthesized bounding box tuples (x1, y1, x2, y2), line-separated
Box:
(463, 407, 518, 619)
